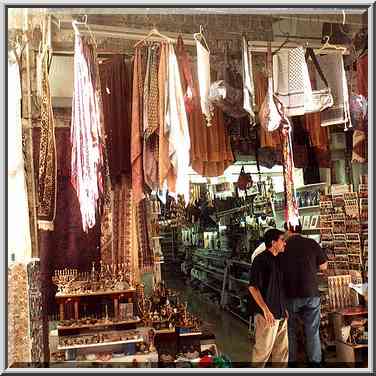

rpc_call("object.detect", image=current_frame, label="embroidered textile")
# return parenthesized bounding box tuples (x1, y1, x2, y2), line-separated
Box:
(37, 46, 57, 230)
(71, 34, 106, 232)
(242, 36, 256, 126)
(315, 54, 352, 129)
(8, 55, 32, 262)
(195, 37, 213, 126)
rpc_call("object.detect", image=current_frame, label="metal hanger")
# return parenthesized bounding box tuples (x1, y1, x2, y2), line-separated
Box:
(193, 25, 210, 53)
(72, 15, 97, 48)
(134, 28, 173, 48)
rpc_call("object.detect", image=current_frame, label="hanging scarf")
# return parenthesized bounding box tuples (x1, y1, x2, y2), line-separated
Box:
(71, 34, 105, 233)
(131, 48, 146, 203)
(195, 36, 213, 127)
(37, 46, 57, 230)
(242, 36, 256, 126)
(282, 123, 300, 229)
(166, 43, 191, 204)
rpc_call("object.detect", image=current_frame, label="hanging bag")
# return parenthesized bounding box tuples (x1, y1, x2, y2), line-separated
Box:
(237, 165, 253, 191)
(304, 47, 334, 113)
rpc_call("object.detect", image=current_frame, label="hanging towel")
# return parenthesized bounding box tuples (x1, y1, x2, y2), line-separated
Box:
(195, 37, 213, 126)
(242, 36, 256, 126)
(315, 54, 352, 129)
(37, 46, 57, 231)
(71, 34, 105, 233)
(273, 46, 309, 117)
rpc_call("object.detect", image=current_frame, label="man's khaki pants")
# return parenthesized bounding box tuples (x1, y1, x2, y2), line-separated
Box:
(251, 313, 289, 367)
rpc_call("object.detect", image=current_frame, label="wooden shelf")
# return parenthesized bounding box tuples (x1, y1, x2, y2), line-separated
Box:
(56, 288, 136, 299)
(179, 331, 202, 337)
(336, 306, 368, 316)
(57, 319, 141, 331)
(229, 276, 249, 285)
(58, 337, 143, 351)
(338, 341, 368, 349)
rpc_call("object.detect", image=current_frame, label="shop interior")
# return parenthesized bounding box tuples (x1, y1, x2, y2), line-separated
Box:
(7, 7, 369, 369)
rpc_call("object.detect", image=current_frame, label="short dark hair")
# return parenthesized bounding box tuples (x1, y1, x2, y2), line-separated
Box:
(264, 229, 285, 248)
(284, 220, 303, 234)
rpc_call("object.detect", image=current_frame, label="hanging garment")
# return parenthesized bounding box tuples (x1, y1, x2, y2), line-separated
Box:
(37, 46, 57, 230)
(273, 46, 310, 117)
(131, 47, 147, 203)
(99, 55, 132, 186)
(8, 55, 32, 262)
(143, 44, 161, 191)
(176, 37, 234, 177)
(158, 42, 175, 190)
(315, 54, 352, 129)
(195, 36, 213, 126)
(352, 53, 368, 163)
(242, 36, 256, 126)
(166, 43, 191, 204)
(71, 34, 106, 233)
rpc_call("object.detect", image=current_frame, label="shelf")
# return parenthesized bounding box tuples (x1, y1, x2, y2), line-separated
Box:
(275, 183, 326, 194)
(58, 337, 143, 350)
(57, 319, 141, 332)
(193, 265, 223, 280)
(335, 306, 368, 316)
(64, 352, 159, 363)
(276, 205, 320, 213)
(230, 259, 251, 268)
(179, 331, 202, 337)
(55, 288, 136, 299)
(193, 253, 227, 263)
(200, 281, 222, 294)
(338, 341, 368, 349)
(226, 308, 249, 325)
(229, 276, 249, 285)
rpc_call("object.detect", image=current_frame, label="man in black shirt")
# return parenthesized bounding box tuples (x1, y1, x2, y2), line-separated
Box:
(248, 229, 288, 367)
(280, 222, 328, 367)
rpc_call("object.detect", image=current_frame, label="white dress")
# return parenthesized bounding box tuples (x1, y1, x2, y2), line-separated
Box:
(8, 54, 32, 263)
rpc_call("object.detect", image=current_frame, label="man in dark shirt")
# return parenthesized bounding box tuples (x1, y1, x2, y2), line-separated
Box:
(248, 229, 288, 367)
(280, 222, 328, 367)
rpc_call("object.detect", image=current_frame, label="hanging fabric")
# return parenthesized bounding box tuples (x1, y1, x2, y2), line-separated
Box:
(176, 36, 234, 177)
(259, 42, 287, 132)
(99, 56, 132, 186)
(143, 44, 161, 191)
(242, 36, 256, 126)
(195, 34, 213, 126)
(71, 33, 106, 232)
(315, 53, 352, 129)
(352, 53, 368, 163)
(281, 121, 300, 229)
(37, 44, 57, 231)
(165, 43, 191, 204)
(131, 47, 146, 204)
(273, 46, 309, 117)
(8, 52, 32, 262)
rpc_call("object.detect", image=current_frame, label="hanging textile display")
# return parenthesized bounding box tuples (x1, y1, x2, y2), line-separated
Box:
(158, 42, 174, 190)
(166, 43, 191, 203)
(8, 53, 32, 262)
(241, 36, 256, 126)
(131, 47, 146, 203)
(37, 45, 57, 231)
(273, 46, 310, 117)
(176, 36, 234, 177)
(143, 44, 161, 191)
(352, 53, 368, 163)
(195, 33, 213, 126)
(282, 122, 300, 229)
(71, 33, 106, 232)
(99, 56, 132, 186)
(315, 53, 352, 129)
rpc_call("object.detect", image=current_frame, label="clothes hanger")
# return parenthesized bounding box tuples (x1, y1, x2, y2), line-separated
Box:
(317, 35, 347, 54)
(134, 28, 173, 48)
(193, 25, 210, 53)
(72, 15, 98, 48)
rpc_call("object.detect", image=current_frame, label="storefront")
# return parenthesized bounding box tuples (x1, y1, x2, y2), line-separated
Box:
(7, 6, 369, 369)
